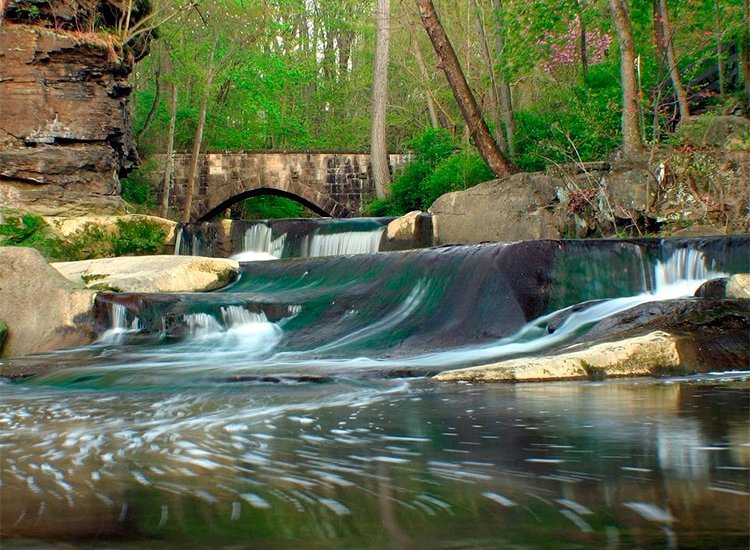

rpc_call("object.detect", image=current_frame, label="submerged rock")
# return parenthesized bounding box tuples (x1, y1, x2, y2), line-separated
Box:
(52, 255, 240, 292)
(0, 247, 96, 357)
(434, 331, 683, 382)
(435, 298, 750, 383)
(695, 274, 750, 299)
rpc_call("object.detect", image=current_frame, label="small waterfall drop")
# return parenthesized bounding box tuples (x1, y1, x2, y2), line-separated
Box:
(173, 226, 183, 255)
(233, 224, 287, 261)
(300, 228, 386, 258)
(98, 303, 141, 344)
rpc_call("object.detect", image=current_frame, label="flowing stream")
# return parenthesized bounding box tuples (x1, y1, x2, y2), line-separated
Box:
(1, 235, 748, 548)
(176, 218, 391, 260)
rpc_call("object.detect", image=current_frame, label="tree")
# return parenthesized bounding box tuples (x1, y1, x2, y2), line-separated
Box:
(371, 0, 392, 199)
(654, 0, 690, 121)
(608, 0, 641, 155)
(415, 0, 515, 178)
(181, 36, 218, 223)
(744, 0, 750, 101)
(491, 0, 515, 156)
(159, 52, 178, 218)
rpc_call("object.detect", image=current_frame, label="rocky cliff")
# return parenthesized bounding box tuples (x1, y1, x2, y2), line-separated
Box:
(0, 1, 147, 215)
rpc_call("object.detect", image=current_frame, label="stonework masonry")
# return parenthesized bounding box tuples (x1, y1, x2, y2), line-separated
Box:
(156, 152, 410, 220)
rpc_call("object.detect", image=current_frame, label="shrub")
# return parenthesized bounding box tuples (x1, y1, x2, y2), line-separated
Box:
(120, 158, 160, 209)
(112, 218, 166, 256)
(420, 151, 494, 208)
(514, 63, 620, 171)
(374, 128, 460, 215)
(239, 195, 306, 219)
(0, 213, 167, 260)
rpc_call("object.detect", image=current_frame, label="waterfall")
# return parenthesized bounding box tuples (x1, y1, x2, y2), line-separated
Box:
(233, 222, 386, 261)
(97, 303, 141, 344)
(654, 247, 715, 288)
(300, 227, 386, 257)
(173, 226, 183, 255)
(233, 224, 287, 261)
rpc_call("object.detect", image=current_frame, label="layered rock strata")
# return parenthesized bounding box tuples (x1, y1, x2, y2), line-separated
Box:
(0, 14, 138, 214)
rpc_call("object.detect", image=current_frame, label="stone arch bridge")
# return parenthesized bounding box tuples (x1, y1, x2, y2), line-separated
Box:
(156, 151, 410, 221)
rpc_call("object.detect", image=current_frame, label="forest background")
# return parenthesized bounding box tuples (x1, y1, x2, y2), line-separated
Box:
(124, 0, 749, 219)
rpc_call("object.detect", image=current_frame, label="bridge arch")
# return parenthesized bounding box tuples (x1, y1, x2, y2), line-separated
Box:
(197, 187, 346, 221)
(157, 151, 410, 221)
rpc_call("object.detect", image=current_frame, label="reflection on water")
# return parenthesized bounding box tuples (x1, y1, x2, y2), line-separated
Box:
(3, 238, 749, 548)
(2, 376, 748, 549)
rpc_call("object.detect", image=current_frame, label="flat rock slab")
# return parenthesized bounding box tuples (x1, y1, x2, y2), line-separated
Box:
(434, 331, 682, 383)
(52, 255, 240, 293)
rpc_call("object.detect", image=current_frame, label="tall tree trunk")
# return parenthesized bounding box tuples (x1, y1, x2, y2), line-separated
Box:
(714, 0, 725, 96)
(609, 0, 642, 155)
(181, 38, 218, 223)
(656, 0, 690, 121)
(159, 55, 178, 219)
(575, 0, 588, 78)
(652, 1, 667, 66)
(338, 30, 354, 80)
(470, 0, 507, 152)
(136, 46, 162, 142)
(371, 0, 391, 199)
(412, 39, 440, 129)
(744, 0, 750, 102)
(416, 0, 515, 178)
(492, 0, 515, 156)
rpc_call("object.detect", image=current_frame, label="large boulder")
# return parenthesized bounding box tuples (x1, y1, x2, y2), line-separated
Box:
(727, 274, 750, 299)
(52, 255, 240, 292)
(429, 173, 562, 244)
(694, 275, 750, 299)
(0, 247, 96, 357)
(676, 115, 750, 148)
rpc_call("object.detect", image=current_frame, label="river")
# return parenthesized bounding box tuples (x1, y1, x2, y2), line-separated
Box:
(1, 234, 748, 548)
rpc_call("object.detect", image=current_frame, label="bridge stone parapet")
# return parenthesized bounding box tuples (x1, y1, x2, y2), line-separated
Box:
(156, 151, 410, 221)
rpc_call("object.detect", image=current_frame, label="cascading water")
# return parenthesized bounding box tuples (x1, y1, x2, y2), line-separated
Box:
(176, 217, 391, 260)
(1, 236, 748, 548)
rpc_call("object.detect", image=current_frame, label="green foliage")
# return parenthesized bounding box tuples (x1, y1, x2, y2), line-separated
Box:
(365, 198, 399, 217)
(121, 168, 158, 209)
(514, 64, 620, 171)
(238, 195, 307, 220)
(112, 219, 166, 256)
(365, 129, 492, 215)
(0, 214, 45, 245)
(0, 213, 166, 260)
(389, 129, 457, 212)
(420, 152, 494, 208)
(0, 214, 67, 258)
(16, 3, 41, 20)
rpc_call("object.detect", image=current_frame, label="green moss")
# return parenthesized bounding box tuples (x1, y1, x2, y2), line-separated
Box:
(0, 212, 167, 260)
(81, 273, 109, 284)
(580, 361, 607, 381)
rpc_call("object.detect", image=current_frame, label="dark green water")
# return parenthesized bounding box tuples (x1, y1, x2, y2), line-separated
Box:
(2, 377, 748, 548)
(1, 237, 749, 548)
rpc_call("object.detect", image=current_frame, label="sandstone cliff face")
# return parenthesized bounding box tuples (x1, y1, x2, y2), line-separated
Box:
(0, 20, 137, 215)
